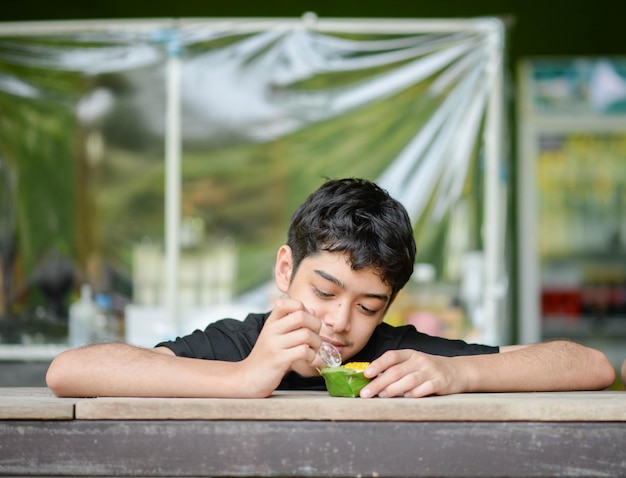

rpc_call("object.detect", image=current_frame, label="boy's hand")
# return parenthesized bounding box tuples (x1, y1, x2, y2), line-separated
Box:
(240, 298, 322, 397)
(360, 350, 470, 398)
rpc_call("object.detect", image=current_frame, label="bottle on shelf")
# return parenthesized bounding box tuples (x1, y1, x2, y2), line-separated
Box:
(93, 293, 120, 343)
(68, 284, 98, 348)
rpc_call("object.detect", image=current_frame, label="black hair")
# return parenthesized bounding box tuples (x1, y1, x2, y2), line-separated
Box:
(287, 178, 416, 300)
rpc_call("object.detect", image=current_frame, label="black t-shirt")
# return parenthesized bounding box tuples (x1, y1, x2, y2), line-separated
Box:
(157, 312, 499, 391)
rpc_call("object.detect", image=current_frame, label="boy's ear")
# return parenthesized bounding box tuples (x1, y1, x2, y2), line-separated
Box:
(275, 245, 294, 293)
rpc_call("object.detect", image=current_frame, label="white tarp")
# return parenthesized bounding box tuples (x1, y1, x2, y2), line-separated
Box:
(0, 16, 508, 345)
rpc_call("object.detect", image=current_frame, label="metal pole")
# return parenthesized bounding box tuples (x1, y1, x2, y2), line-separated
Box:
(482, 19, 505, 345)
(164, 33, 182, 333)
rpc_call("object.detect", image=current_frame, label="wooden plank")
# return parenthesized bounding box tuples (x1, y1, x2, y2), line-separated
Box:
(0, 387, 55, 398)
(75, 391, 626, 421)
(0, 387, 76, 420)
(1, 419, 625, 477)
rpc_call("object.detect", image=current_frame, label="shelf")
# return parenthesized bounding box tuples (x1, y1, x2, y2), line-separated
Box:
(0, 344, 67, 362)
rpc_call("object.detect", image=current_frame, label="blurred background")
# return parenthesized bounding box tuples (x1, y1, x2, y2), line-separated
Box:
(1, 0, 624, 387)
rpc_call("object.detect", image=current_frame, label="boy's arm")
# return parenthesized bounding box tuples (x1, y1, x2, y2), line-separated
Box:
(463, 340, 615, 392)
(47, 298, 322, 398)
(360, 340, 616, 398)
(46, 342, 255, 398)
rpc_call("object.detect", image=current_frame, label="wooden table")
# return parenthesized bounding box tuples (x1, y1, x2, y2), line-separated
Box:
(1, 388, 625, 477)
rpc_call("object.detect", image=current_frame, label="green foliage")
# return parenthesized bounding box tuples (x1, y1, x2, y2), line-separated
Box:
(0, 93, 77, 274)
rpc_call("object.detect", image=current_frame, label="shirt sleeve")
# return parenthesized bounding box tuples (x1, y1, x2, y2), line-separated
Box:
(351, 322, 499, 362)
(155, 314, 266, 361)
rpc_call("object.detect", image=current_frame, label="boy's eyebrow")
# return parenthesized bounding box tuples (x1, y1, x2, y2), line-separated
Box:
(313, 269, 390, 302)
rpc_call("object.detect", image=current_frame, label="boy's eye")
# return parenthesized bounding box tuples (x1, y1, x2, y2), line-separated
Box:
(313, 288, 333, 298)
(359, 305, 377, 316)
(312, 287, 381, 316)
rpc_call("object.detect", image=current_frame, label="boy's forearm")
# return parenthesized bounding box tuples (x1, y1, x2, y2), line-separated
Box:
(46, 343, 258, 398)
(459, 340, 615, 393)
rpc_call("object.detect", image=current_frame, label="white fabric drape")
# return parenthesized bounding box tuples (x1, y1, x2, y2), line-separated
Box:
(0, 17, 507, 343)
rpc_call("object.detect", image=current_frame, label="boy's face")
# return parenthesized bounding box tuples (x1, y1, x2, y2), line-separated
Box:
(275, 247, 392, 376)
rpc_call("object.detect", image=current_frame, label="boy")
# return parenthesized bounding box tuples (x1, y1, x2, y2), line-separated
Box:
(46, 178, 615, 398)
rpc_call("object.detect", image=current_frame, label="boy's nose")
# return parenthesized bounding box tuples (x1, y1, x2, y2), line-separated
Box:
(324, 303, 350, 333)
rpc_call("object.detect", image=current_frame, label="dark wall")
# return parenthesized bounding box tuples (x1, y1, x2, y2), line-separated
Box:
(1, 0, 624, 63)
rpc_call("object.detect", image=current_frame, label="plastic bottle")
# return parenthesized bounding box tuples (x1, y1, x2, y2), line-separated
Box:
(93, 293, 119, 343)
(68, 284, 98, 347)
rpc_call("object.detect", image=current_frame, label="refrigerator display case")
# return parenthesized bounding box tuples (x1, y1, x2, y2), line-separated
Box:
(517, 57, 626, 370)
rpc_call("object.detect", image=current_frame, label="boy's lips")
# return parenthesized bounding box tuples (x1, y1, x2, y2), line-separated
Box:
(321, 338, 346, 351)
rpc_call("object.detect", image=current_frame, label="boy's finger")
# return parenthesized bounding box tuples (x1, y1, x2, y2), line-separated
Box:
(364, 350, 404, 378)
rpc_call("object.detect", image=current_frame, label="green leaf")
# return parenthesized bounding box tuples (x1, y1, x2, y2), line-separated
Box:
(320, 366, 372, 398)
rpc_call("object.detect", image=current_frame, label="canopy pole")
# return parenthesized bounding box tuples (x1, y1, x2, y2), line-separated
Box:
(482, 19, 506, 345)
(164, 33, 182, 334)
